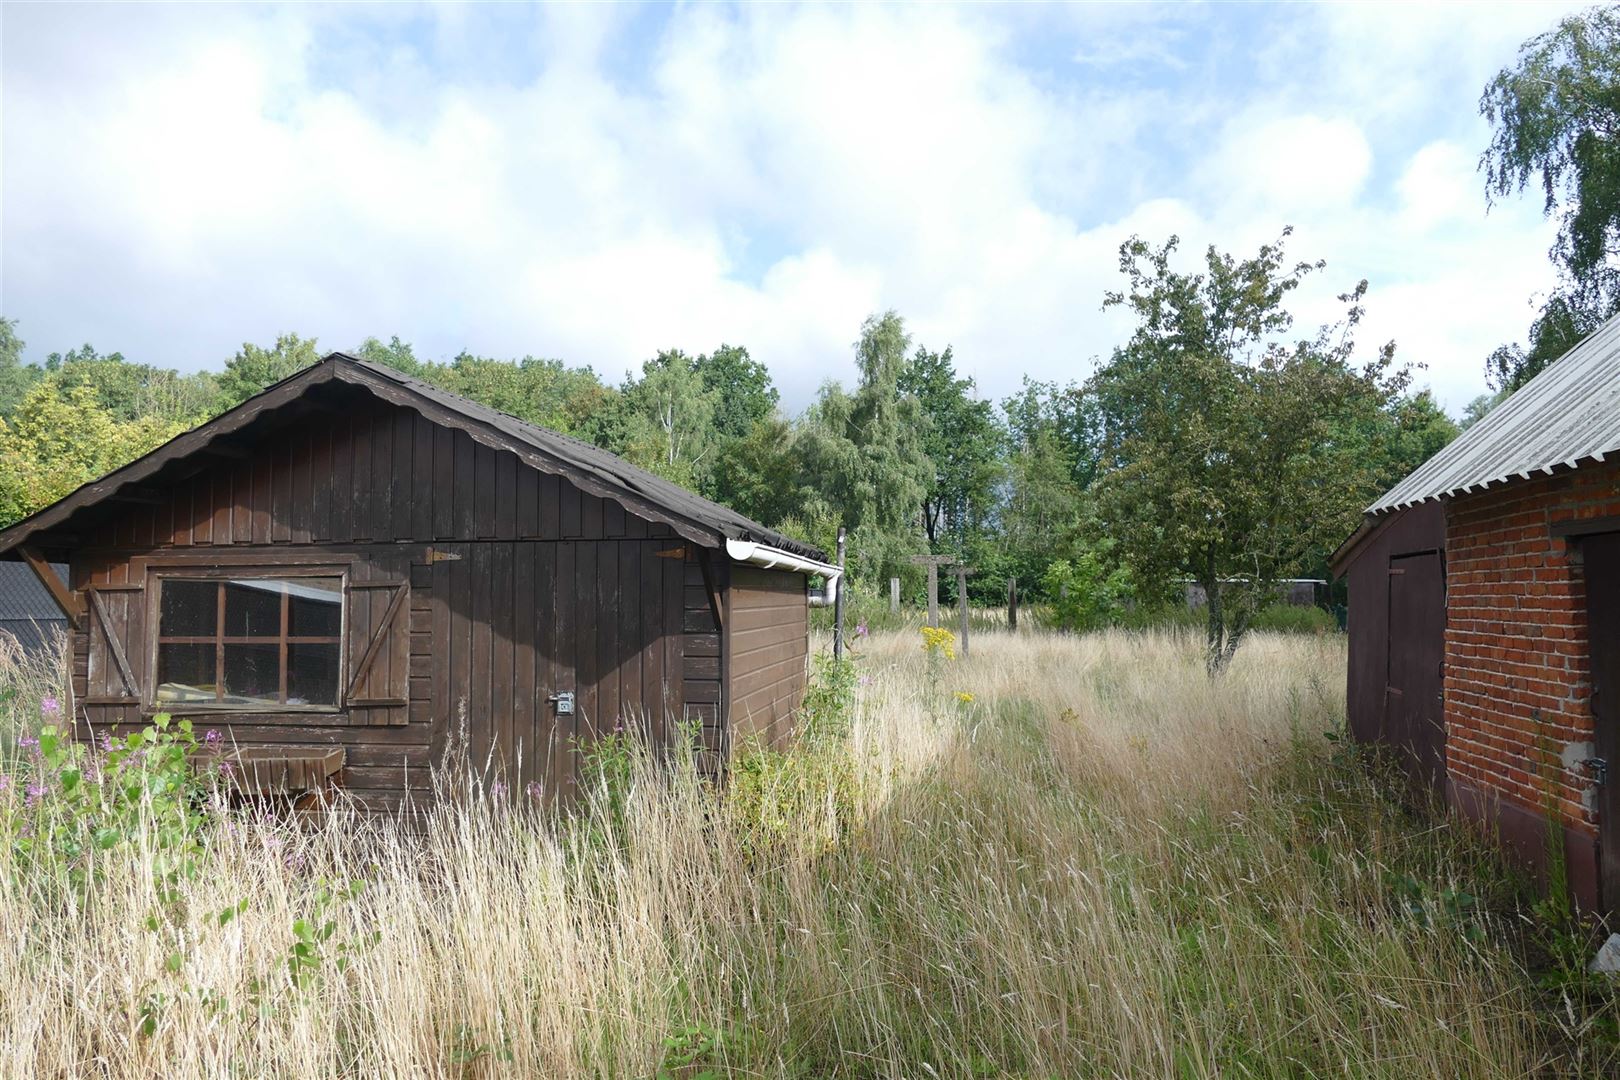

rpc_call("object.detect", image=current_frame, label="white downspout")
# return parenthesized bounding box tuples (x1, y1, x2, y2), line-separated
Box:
(724, 538, 843, 607)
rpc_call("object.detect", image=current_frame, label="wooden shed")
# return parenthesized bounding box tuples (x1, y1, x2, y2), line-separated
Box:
(0, 353, 840, 811)
(1333, 316, 1620, 913)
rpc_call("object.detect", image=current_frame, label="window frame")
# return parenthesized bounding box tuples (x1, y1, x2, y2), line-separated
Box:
(146, 566, 349, 715)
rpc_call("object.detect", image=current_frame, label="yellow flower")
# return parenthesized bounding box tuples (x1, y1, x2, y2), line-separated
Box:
(955, 691, 975, 704)
(919, 626, 957, 660)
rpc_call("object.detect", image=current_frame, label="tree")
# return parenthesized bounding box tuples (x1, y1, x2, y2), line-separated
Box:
(899, 346, 1001, 547)
(1461, 390, 1508, 429)
(616, 350, 721, 489)
(355, 335, 426, 377)
(0, 317, 40, 417)
(1481, 8, 1620, 388)
(218, 333, 321, 408)
(694, 344, 778, 440)
(793, 312, 933, 583)
(1484, 293, 1599, 391)
(707, 415, 802, 526)
(0, 381, 186, 526)
(1088, 231, 1405, 673)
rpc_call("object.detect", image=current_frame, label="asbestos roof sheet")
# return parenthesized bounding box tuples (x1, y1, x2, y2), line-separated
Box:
(1370, 314, 1620, 513)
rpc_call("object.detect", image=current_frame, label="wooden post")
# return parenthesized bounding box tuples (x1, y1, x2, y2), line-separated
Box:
(1007, 576, 1018, 632)
(890, 577, 900, 615)
(956, 565, 975, 658)
(833, 527, 847, 660)
(910, 555, 955, 628)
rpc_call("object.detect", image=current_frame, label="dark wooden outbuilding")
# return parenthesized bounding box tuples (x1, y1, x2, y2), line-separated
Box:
(1329, 501, 1447, 792)
(0, 354, 839, 811)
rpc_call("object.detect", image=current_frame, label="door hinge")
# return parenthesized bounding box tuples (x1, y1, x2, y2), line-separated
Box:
(1583, 757, 1608, 786)
(426, 547, 462, 563)
(654, 546, 689, 560)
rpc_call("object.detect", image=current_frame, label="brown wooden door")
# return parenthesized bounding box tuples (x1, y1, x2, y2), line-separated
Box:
(1582, 532, 1620, 912)
(1386, 551, 1446, 793)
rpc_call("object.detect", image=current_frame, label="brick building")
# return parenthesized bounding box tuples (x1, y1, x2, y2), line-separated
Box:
(1333, 319, 1620, 913)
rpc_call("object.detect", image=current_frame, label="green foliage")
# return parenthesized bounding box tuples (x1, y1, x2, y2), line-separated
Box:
(0, 380, 188, 526)
(1089, 230, 1406, 672)
(423, 351, 622, 443)
(1042, 547, 1134, 632)
(1249, 603, 1337, 635)
(7, 713, 215, 892)
(1483, 7, 1620, 320)
(694, 343, 777, 440)
(706, 415, 803, 526)
(798, 650, 858, 744)
(0, 317, 41, 417)
(286, 879, 379, 989)
(217, 333, 322, 408)
(616, 349, 723, 489)
(899, 345, 1002, 547)
(793, 311, 933, 584)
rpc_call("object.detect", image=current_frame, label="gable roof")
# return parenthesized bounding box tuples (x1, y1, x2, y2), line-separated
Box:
(1370, 313, 1620, 514)
(0, 353, 826, 563)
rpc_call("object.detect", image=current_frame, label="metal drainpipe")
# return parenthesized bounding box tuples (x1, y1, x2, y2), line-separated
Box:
(833, 527, 847, 661)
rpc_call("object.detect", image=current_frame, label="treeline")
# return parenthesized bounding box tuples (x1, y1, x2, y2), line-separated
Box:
(0, 231, 1460, 664)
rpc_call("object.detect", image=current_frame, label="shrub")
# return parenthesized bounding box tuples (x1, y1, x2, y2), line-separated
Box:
(1042, 551, 1135, 632)
(6, 712, 219, 892)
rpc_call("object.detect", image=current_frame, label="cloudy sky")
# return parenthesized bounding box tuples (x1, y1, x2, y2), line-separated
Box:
(0, 2, 1582, 413)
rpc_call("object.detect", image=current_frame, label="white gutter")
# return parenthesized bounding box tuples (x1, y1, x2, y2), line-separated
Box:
(724, 538, 843, 607)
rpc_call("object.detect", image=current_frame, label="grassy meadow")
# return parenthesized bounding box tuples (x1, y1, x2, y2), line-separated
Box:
(1, 625, 1617, 1077)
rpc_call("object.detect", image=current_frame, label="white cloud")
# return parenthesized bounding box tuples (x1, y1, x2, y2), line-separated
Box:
(0, 2, 1577, 414)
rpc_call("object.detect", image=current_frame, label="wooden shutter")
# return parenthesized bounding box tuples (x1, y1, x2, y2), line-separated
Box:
(346, 579, 410, 725)
(84, 584, 145, 725)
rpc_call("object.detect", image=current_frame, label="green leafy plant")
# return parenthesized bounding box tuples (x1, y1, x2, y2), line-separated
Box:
(287, 878, 379, 989)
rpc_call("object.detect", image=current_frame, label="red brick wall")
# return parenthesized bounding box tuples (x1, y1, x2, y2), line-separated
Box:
(1444, 459, 1620, 836)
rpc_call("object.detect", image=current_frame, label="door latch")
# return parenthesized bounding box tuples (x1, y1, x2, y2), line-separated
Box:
(1582, 757, 1608, 785)
(548, 691, 575, 716)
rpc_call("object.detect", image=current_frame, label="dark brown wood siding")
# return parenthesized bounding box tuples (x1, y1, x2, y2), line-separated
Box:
(726, 564, 809, 750)
(1342, 500, 1446, 793)
(63, 397, 697, 811)
(681, 553, 726, 769)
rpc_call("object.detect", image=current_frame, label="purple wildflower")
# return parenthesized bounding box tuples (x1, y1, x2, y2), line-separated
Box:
(203, 729, 222, 747)
(99, 732, 114, 753)
(40, 696, 60, 718)
(855, 621, 869, 638)
(857, 675, 872, 686)
(25, 780, 46, 807)
(525, 781, 544, 801)
(18, 735, 39, 755)
(490, 780, 508, 798)
(0, 774, 10, 792)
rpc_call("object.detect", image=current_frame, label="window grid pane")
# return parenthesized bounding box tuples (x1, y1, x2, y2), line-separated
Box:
(154, 575, 343, 707)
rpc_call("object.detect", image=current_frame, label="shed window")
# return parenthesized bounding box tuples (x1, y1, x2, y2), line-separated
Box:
(155, 577, 343, 708)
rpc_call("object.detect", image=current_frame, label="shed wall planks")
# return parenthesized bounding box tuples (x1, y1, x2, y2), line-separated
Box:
(727, 564, 809, 750)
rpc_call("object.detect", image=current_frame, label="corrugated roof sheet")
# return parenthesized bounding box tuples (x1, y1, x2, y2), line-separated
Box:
(1370, 314, 1620, 513)
(0, 561, 68, 622)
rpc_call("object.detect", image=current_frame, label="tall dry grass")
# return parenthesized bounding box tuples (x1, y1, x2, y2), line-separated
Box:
(0, 627, 1609, 1077)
